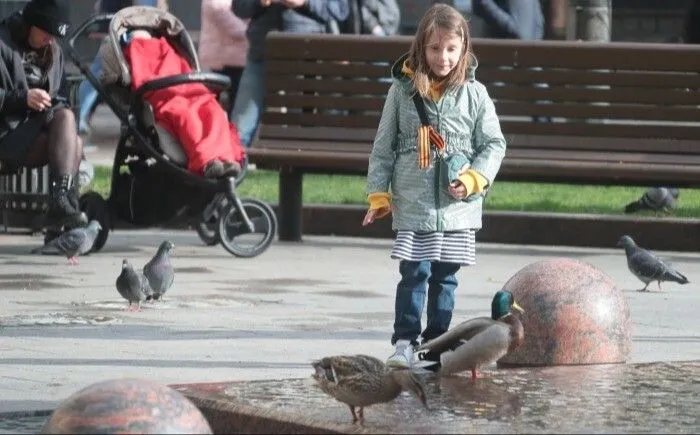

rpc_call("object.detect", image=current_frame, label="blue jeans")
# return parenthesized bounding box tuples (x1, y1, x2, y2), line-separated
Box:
(391, 260, 461, 346)
(230, 60, 266, 148)
(77, 51, 103, 132)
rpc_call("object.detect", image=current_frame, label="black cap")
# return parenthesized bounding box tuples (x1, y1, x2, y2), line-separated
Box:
(23, 0, 70, 38)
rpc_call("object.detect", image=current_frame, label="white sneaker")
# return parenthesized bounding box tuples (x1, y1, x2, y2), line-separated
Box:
(386, 340, 414, 369)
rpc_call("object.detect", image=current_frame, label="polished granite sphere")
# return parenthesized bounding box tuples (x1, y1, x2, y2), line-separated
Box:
(42, 378, 212, 434)
(498, 258, 631, 367)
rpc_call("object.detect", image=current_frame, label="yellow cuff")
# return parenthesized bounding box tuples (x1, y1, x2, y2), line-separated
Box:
(456, 170, 488, 196)
(368, 192, 392, 219)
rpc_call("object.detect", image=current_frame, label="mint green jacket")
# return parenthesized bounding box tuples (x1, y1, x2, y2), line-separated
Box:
(366, 53, 507, 232)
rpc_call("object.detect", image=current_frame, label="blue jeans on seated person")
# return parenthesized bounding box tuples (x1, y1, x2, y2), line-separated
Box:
(230, 60, 266, 148)
(391, 260, 461, 346)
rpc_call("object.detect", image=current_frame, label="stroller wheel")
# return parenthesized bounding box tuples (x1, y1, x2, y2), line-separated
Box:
(217, 198, 277, 258)
(78, 191, 111, 253)
(195, 214, 220, 246)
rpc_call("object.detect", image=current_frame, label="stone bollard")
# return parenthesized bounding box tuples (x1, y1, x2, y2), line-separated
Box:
(498, 258, 631, 367)
(42, 378, 213, 434)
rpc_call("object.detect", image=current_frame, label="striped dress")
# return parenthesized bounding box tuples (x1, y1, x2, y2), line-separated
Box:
(390, 230, 476, 265)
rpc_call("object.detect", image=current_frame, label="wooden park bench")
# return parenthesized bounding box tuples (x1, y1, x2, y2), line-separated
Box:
(244, 33, 700, 241)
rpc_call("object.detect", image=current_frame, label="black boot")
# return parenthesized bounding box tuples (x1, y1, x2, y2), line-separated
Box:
(46, 174, 88, 230)
(69, 174, 81, 212)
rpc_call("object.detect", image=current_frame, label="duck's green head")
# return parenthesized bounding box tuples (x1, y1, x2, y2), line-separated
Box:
(491, 290, 525, 320)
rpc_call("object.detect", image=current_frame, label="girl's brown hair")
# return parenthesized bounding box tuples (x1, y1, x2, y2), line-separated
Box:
(407, 3, 472, 98)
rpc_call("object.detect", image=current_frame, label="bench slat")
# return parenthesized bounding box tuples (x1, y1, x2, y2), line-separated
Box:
(496, 101, 700, 122)
(266, 94, 384, 112)
(490, 85, 700, 106)
(259, 125, 376, 142)
(500, 121, 700, 140)
(475, 41, 700, 72)
(265, 34, 700, 72)
(507, 148, 700, 165)
(249, 150, 700, 186)
(266, 75, 390, 95)
(266, 60, 391, 78)
(479, 67, 700, 89)
(261, 112, 380, 129)
(507, 134, 700, 155)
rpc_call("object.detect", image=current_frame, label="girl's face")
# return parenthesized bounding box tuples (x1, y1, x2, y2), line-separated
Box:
(425, 29, 463, 78)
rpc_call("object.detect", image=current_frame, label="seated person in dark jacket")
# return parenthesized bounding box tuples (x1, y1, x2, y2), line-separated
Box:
(0, 0, 87, 229)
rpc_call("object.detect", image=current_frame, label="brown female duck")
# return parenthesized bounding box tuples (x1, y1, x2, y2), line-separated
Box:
(416, 290, 524, 380)
(312, 354, 428, 425)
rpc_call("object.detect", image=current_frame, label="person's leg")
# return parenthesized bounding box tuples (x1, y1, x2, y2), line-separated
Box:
(230, 60, 266, 148)
(225, 66, 244, 105)
(422, 261, 461, 343)
(26, 108, 87, 228)
(387, 260, 431, 368)
(77, 53, 103, 134)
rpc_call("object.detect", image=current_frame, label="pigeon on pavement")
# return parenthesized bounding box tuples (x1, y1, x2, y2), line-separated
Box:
(624, 187, 679, 214)
(143, 240, 175, 301)
(617, 235, 689, 291)
(31, 220, 102, 265)
(116, 259, 153, 311)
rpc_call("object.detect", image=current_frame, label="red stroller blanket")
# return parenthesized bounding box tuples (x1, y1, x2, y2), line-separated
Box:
(124, 36, 245, 175)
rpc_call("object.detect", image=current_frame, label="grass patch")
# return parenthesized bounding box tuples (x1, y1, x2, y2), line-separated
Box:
(87, 166, 700, 218)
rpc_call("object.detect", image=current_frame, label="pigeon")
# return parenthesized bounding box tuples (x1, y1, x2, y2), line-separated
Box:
(143, 240, 175, 302)
(624, 187, 680, 214)
(617, 235, 689, 291)
(31, 220, 102, 265)
(116, 259, 153, 311)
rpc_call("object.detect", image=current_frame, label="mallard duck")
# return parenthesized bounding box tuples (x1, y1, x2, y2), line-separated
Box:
(416, 290, 524, 381)
(311, 354, 428, 425)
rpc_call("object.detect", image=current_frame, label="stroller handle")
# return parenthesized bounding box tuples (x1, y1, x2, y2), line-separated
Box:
(133, 72, 232, 98)
(66, 14, 115, 52)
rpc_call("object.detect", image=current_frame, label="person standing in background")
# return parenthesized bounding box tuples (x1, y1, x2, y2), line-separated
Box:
(336, 0, 400, 36)
(472, 0, 544, 40)
(198, 0, 249, 115)
(231, 0, 349, 149)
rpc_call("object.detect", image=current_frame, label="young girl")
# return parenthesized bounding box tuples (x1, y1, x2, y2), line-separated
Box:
(362, 3, 506, 368)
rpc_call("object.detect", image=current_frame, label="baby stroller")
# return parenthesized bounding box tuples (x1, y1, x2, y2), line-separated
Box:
(65, 6, 277, 258)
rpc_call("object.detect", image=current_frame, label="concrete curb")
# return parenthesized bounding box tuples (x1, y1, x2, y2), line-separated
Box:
(5, 204, 696, 252)
(279, 205, 700, 252)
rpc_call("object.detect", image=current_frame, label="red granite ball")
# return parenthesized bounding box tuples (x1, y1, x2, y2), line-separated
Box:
(42, 378, 212, 434)
(498, 258, 631, 367)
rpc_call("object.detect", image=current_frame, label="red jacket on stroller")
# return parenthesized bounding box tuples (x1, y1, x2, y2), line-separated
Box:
(124, 36, 245, 175)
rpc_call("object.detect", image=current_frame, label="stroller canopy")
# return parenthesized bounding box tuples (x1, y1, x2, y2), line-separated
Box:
(100, 6, 200, 87)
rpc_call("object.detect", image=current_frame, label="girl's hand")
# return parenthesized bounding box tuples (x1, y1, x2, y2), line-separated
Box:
(448, 180, 468, 200)
(362, 208, 378, 226)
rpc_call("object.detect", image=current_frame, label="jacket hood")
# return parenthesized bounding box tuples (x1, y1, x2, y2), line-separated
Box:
(390, 51, 479, 83)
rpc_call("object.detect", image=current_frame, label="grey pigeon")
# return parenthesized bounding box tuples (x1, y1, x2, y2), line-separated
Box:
(31, 220, 102, 265)
(143, 240, 174, 301)
(116, 259, 153, 311)
(624, 187, 680, 214)
(617, 235, 689, 291)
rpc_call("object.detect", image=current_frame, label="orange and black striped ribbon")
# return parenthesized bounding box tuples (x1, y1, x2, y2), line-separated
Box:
(417, 125, 446, 169)
(413, 92, 446, 169)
